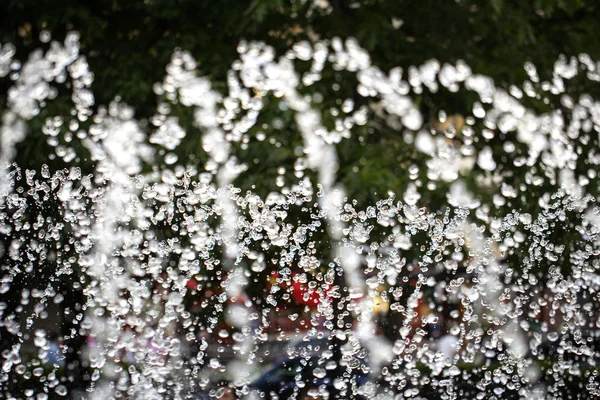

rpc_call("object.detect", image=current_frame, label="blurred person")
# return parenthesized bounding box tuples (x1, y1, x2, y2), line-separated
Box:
(46, 331, 65, 367)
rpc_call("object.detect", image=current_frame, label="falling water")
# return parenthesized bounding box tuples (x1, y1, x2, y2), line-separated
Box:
(1, 32, 600, 400)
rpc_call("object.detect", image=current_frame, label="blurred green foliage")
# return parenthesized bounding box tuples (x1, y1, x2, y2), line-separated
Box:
(2, 0, 600, 203)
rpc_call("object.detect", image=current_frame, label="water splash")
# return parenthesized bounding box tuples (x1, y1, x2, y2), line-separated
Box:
(0, 33, 599, 400)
